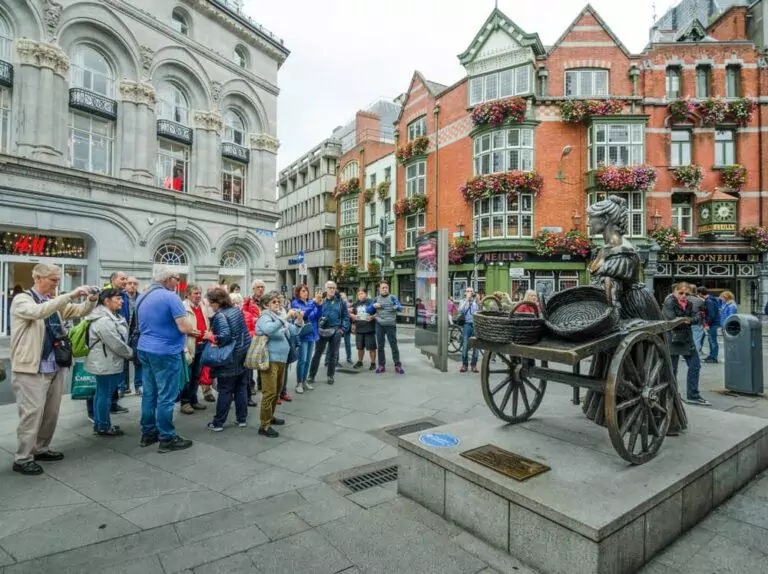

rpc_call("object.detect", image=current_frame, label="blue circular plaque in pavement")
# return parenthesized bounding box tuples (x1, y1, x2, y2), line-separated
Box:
(419, 433, 460, 448)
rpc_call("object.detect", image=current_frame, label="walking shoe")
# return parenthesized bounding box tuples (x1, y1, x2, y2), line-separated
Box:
(295, 385, 305, 394)
(111, 405, 129, 414)
(304, 381, 315, 391)
(369, 363, 376, 371)
(281, 393, 293, 402)
(247, 399, 258, 407)
(139, 433, 159, 448)
(181, 404, 195, 415)
(34, 451, 64, 461)
(192, 403, 207, 411)
(203, 392, 216, 403)
(327, 377, 335, 385)
(375, 366, 385, 374)
(258, 426, 280, 438)
(471, 365, 479, 373)
(354, 361, 364, 369)
(95, 426, 125, 437)
(704, 358, 719, 364)
(276, 397, 283, 405)
(157, 435, 193, 453)
(13, 461, 44, 475)
(685, 396, 712, 406)
(395, 364, 405, 375)
(271, 417, 285, 426)
(236, 421, 248, 428)
(459, 365, 468, 373)
(207, 422, 224, 432)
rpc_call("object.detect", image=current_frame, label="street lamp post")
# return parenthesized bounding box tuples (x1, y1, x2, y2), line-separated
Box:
(473, 238, 479, 293)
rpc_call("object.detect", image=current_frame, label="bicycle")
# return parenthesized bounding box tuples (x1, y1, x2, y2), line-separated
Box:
(448, 323, 462, 353)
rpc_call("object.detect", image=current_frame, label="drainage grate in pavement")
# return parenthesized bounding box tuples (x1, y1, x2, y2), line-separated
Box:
(385, 420, 438, 438)
(340, 465, 398, 492)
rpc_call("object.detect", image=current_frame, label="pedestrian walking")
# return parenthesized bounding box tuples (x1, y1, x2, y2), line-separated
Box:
(367, 281, 404, 375)
(458, 287, 479, 373)
(9, 263, 98, 475)
(307, 281, 349, 385)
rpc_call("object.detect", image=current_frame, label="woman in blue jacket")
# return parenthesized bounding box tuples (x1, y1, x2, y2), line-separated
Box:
(290, 285, 321, 394)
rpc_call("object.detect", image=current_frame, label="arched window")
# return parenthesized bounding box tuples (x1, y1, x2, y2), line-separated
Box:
(220, 250, 246, 269)
(234, 46, 247, 69)
(154, 243, 188, 266)
(342, 161, 359, 182)
(223, 109, 245, 146)
(158, 82, 189, 125)
(0, 14, 12, 62)
(70, 44, 114, 97)
(171, 9, 189, 36)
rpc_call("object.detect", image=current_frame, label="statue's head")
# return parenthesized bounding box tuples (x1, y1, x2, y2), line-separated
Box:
(587, 195, 628, 236)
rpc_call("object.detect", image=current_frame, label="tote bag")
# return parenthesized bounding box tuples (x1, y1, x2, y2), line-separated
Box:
(200, 312, 236, 368)
(70, 361, 97, 400)
(244, 335, 270, 371)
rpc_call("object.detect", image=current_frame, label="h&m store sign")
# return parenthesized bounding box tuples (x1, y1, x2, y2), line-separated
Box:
(0, 232, 87, 258)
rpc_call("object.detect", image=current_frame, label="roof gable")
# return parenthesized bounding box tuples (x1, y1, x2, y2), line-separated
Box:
(550, 3, 631, 57)
(395, 71, 438, 124)
(676, 18, 709, 42)
(458, 8, 545, 66)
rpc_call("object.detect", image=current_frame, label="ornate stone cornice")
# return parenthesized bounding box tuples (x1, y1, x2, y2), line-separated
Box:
(14, 39, 69, 77)
(118, 80, 157, 107)
(250, 133, 280, 153)
(194, 110, 223, 133)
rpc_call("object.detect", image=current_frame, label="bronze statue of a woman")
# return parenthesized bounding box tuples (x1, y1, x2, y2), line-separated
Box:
(582, 196, 687, 432)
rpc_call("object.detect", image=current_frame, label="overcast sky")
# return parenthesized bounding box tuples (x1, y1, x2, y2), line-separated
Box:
(244, 0, 670, 170)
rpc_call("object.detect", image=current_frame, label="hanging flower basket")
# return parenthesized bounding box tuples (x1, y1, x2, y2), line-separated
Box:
(696, 98, 729, 126)
(559, 99, 625, 123)
(667, 99, 696, 123)
(376, 180, 391, 201)
(741, 226, 768, 252)
(649, 226, 685, 252)
(533, 230, 594, 258)
(334, 178, 360, 198)
(449, 237, 470, 264)
(719, 164, 747, 192)
(330, 262, 358, 281)
(460, 171, 544, 203)
(363, 188, 375, 203)
(672, 165, 704, 190)
(728, 98, 756, 125)
(367, 260, 381, 275)
(595, 165, 657, 192)
(393, 194, 428, 217)
(471, 97, 527, 128)
(396, 136, 429, 163)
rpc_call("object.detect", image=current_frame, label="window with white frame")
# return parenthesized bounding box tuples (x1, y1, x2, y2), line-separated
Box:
(223, 109, 246, 146)
(671, 196, 693, 235)
(473, 194, 533, 240)
(589, 191, 645, 237)
(0, 89, 10, 154)
(558, 271, 580, 291)
(341, 161, 358, 182)
(69, 112, 113, 175)
(222, 160, 245, 204)
(715, 130, 735, 166)
(670, 130, 691, 167)
(341, 197, 358, 226)
(588, 123, 644, 169)
(70, 45, 114, 98)
(406, 161, 426, 197)
(469, 64, 532, 106)
(0, 14, 12, 62)
(158, 82, 189, 125)
(340, 237, 358, 265)
(407, 117, 427, 141)
(473, 128, 534, 175)
(405, 213, 425, 250)
(369, 202, 377, 228)
(156, 139, 189, 192)
(564, 69, 608, 97)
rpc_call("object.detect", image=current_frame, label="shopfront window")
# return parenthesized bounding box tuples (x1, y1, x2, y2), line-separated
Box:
(473, 194, 533, 240)
(69, 112, 113, 175)
(157, 140, 189, 192)
(509, 272, 531, 301)
(154, 243, 189, 292)
(222, 160, 245, 204)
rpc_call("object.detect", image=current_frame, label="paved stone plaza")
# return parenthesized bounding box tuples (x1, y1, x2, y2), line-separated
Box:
(0, 327, 767, 573)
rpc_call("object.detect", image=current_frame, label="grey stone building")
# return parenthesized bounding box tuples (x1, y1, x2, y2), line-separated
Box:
(0, 0, 288, 337)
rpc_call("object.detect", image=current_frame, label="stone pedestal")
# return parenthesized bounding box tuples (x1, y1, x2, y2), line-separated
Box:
(118, 80, 156, 185)
(398, 404, 768, 574)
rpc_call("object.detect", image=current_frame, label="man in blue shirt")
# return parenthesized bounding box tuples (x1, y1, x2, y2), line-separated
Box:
(136, 266, 199, 452)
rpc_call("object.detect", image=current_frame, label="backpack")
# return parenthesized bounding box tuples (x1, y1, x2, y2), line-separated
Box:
(70, 318, 96, 358)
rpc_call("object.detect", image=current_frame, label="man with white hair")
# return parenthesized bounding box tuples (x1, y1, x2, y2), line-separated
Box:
(10, 263, 98, 475)
(135, 266, 199, 453)
(307, 280, 349, 386)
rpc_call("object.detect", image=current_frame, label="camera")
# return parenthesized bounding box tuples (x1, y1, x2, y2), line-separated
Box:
(89, 287, 101, 295)
(319, 316, 328, 329)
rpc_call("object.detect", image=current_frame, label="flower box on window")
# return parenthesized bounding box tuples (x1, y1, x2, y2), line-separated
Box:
(367, 260, 381, 275)
(363, 188, 375, 203)
(330, 262, 358, 280)
(376, 180, 391, 201)
(396, 136, 429, 164)
(649, 226, 685, 252)
(448, 237, 470, 264)
(393, 194, 428, 217)
(727, 98, 756, 125)
(667, 99, 696, 123)
(534, 230, 594, 258)
(334, 177, 360, 198)
(460, 171, 543, 203)
(594, 165, 656, 192)
(740, 226, 768, 252)
(719, 164, 747, 192)
(559, 99, 624, 123)
(696, 98, 729, 126)
(671, 165, 703, 190)
(471, 97, 527, 128)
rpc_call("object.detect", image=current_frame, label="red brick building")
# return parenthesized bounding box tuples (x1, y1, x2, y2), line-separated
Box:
(389, 3, 768, 311)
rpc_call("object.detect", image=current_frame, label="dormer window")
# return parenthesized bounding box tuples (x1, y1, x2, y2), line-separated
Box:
(469, 64, 532, 106)
(565, 69, 608, 98)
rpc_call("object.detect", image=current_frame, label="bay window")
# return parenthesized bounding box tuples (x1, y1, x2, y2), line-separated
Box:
(588, 123, 644, 169)
(406, 161, 426, 197)
(670, 130, 691, 167)
(589, 191, 644, 237)
(469, 64, 532, 106)
(340, 237, 358, 265)
(341, 197, 358, 226)
(407, 117, 427, 141)
(472, 194, 533, 241)
(473, 128, 534, 175)
(671, 196, 693, 236)
(405, 213, 425, 250)
(565, 69, 608, 97)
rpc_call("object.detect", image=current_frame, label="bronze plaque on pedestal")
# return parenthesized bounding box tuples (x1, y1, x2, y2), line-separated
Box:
(461, 445, 550, 481)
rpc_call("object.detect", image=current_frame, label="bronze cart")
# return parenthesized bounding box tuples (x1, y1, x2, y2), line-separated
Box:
(469, 319, 685, 465)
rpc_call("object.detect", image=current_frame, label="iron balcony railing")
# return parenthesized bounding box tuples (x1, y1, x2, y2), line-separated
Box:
(156, 119, 193, 145)
(222, 141, 250, 164)
(0, 59, 12, 88)
(69, 88, 118, 121)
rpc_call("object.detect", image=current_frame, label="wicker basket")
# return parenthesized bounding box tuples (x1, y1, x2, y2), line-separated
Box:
(543, 286, 619, 342)
(474, 301, 545, 345)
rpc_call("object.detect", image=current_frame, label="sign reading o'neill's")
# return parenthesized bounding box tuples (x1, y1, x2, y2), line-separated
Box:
(696, 191, 738, 237)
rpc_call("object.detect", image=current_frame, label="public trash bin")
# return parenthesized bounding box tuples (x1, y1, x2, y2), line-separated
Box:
(723, 314, 764, 395)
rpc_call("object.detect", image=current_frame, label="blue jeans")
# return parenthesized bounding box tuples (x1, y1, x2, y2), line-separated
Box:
(213, 371, 248, 426)
(344, 330, 352, 362)
(94, 373, 123, 431)
(180, 346, 204, 405)
(376, 324, 400, 366)
(706, 326, 720, 360)
(691, 325, 705, 354)
(296, 340, 313, 384)
(671, 354, 702, 400)
(461, 323, 479, 367)
(134, 362, 143, 391)
(138, 350, 182, 441)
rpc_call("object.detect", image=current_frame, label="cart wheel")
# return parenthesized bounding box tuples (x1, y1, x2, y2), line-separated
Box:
(481, 352, 547, 424)
(605, 331, 673, 465)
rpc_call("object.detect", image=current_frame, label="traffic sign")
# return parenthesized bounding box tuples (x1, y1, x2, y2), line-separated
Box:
(298, 263, 307, 275)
